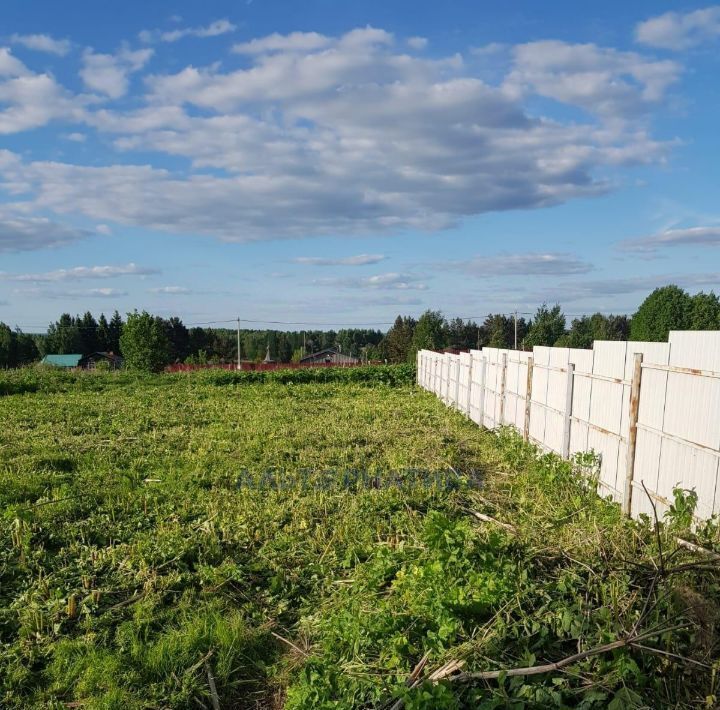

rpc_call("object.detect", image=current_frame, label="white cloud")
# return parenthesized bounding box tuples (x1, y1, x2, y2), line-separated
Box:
(148, 285, 192, 294)
(80, 46, 153, 98)
(141, 19, 237, 44)
(407, 36, 428, 50)
(10, 33, 72, 56)
(636, 6, 720, 50)
(232, 31, 330, 54)
(442, 252, 593, 276)
(0, 263, 158, 282)
(19, 286, 129, 299)
(0, 28, 684, 244)
(0, 214, 90, 251)
(0, 52, 86, 133)
(0, 47, 32, 76)
(293, 254, 386, 266)
(619, 226, 720, 253)
(314, 272, 428, 290)
(64, 131, 86, 142)
(505, 41, 681, 116)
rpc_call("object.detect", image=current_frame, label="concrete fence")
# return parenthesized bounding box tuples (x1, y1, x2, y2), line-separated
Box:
(418, 331, 720, 520)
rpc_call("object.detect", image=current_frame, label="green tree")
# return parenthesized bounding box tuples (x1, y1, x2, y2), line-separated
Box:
(689, 291, 720, 330)
(0, 322, 16, 368)
(108, 311, 124, 354)
(79, 311, 99, 354)
(525, 304, 566, 347)
(97, 313, 110, 351)
(119, 311, 171, 372)
(162, 317, 190, 362)
(380, 316, 416, 363)
(410, 310, 446, 356)
(560, 313, 630, 349)
(630, 285, 693, 341)
(46, 314, 83, 354)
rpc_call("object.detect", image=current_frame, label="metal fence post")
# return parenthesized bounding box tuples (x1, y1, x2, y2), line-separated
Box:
(523, 356, 534, 441)
(499, 353, 508, 426)
(466, 356, 474, 417)
(562, 362, 575, 458)
(623, 353, 644, 517)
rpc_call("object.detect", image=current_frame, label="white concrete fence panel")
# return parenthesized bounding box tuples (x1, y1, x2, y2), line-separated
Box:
(417, 331, 720, 521)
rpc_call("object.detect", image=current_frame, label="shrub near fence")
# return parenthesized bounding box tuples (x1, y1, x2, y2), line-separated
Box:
(418, 330, 720, 521)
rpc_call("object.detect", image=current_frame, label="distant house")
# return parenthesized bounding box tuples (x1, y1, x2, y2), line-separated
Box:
(300, 348, 360, 365)
(41, 354, 83, 368)
(81, 352, 123, 370)
(41, 352, 123, 370)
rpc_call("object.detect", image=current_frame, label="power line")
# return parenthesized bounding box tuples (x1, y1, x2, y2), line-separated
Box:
(11, 309, 635, 332)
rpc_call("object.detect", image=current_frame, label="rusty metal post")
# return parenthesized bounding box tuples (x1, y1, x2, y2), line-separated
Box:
(499, 353, 508, 426)
(523, 356, 534, 441)
(623, 353, 644, 516)
(562, 362, 575, 458)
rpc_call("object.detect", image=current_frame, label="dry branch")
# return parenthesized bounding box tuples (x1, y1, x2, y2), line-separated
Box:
(675, 538, 720, 561)
(451, 623, 691, 683)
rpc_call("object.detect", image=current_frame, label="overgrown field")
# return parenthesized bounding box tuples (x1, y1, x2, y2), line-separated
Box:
(1, 366, 719, 709)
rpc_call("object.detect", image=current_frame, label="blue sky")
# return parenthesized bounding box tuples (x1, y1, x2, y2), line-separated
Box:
(1, 0, 719, 330)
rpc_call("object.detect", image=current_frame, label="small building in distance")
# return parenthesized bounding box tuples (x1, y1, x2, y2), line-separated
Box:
(41, 354, 83, 368)
(300, 347, 360, 365)
(41, 352, 123, 370)
(82, 352, 123, 370)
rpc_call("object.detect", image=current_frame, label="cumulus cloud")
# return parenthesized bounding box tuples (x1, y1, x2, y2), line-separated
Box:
(10, 33, 71, 56)
(0, 214, 90, 251)
(0, 50, 84, 133)
(314, 272, 428, 290)
(636, 6, 720, 50)
(232, 31, 331, 54)
(80, 46, 153, 98)
(0, 47, 32, 77)
(0, 263, 158, 282)
(407, 36, 428, 50)
(619, 226, 720, 253)
(505, 41, 681, 116)
(293, 254, 386, 266)
(527, 271, 720, 304)
(141, 19, 236, 44)
(148, 285, 192, 294)
(19, 287, 129, 299)
(0, 27, 684, 243)
(441, 252, 593, 276)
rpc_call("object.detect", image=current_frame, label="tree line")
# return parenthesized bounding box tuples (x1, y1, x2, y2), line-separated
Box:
(0, 285, 718, 370)
(380, 285, 720, 363)
(0, 310, 384, 370)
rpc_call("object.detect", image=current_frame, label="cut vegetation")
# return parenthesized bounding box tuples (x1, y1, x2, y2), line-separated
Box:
(1, 366, 719, 708)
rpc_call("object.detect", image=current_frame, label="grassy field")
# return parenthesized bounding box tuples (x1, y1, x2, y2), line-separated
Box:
(1, 366, 719, 709)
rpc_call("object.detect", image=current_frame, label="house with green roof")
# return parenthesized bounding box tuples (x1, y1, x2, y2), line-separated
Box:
(41, 354, 83, 368)
(41, 352, 123, 369)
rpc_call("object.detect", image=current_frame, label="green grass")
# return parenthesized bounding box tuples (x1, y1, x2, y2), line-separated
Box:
(1, 367, 719, 709)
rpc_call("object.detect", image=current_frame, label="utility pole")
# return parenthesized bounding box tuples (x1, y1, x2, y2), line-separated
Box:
(514, 310, 518, 350)
(236, 317, 241, 370)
